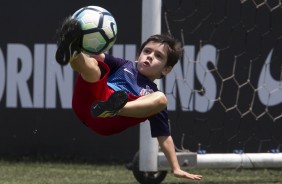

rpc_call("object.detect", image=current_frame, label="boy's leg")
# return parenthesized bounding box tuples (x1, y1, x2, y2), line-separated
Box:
(91, 91, 167, 118)
(56, 17, 102, 83)
(118, 91, 167, 118)
(56, 17, 128, 117)
(70, 53, 102, 83)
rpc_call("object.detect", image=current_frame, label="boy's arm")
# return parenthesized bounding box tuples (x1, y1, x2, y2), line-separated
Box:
(157, 136, 203, 181)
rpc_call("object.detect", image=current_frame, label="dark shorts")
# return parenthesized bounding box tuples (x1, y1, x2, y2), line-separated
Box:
(72, 60, 147, 136)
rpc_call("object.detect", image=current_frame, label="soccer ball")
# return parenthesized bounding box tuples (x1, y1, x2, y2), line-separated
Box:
(72, 6, 117, 54)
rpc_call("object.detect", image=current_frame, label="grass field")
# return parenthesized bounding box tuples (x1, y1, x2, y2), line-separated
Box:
(0, 160, 281, 184)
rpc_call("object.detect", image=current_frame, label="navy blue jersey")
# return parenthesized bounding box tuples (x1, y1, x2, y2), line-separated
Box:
(104, 54, 171, 137)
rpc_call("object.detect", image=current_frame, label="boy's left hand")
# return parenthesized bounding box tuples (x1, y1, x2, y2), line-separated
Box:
(173, 168, 203, 181)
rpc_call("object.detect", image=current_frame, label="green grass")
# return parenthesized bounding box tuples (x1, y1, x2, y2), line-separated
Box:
(0, 160, 281, 184)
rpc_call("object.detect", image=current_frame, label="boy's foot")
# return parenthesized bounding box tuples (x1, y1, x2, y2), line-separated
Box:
(91, 91, 128, 118)
(55, 17, 82, 65)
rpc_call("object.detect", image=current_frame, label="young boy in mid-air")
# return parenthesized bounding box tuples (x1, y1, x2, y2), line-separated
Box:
(56, 17, 202, 181)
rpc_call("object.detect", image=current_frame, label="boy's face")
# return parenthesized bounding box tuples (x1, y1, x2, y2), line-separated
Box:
(136, 41, 172, 81)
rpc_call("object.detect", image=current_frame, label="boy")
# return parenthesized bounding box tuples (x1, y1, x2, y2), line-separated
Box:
(56, 17, 202, 181)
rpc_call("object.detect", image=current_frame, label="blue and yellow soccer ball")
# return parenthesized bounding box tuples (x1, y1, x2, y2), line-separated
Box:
(72, 6, 117, 54)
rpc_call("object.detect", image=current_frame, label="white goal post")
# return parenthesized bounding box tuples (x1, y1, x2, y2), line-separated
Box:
(139, 0, 162, 172)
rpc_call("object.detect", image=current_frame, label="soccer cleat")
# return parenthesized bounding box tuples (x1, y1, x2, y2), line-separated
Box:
(91, 91, 128, 118)
(55, 17, 82, 65)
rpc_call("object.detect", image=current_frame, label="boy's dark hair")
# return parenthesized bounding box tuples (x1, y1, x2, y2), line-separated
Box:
(137, 34, 183, 67)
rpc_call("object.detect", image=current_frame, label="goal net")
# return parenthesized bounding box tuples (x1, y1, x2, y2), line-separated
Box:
(161, 0, 282, 153)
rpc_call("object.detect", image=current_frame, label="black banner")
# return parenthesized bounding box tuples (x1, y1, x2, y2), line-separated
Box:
(0, 0, 281, 162)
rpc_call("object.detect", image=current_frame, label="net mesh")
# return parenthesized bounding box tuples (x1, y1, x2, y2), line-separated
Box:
(161, 0, 282, 153)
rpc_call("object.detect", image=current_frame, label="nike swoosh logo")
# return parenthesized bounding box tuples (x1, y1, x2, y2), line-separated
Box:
(258, 49, 282, 106)
(124, 68, 134, 75)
